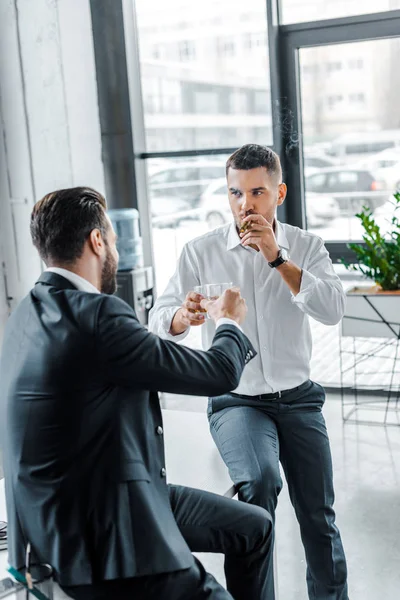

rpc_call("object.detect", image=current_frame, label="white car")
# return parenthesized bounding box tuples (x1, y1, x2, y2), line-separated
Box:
(150, 195, 192, 228)
(304, 152, 338, 177)
(305, 192, 340, 227)
(356, 150, 400, 194)
(198, 179, 340, 230)
(148, 160, 226, 208)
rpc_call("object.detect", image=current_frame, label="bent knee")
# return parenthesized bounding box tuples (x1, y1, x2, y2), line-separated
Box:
(240, 468, 282, 505)
(244, 503, 274, 547)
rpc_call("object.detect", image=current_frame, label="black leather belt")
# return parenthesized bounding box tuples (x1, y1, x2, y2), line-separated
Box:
(230, 380, 311, 401)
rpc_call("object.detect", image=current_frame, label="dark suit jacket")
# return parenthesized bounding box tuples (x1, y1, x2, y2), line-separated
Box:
(0, 272, 255, 586)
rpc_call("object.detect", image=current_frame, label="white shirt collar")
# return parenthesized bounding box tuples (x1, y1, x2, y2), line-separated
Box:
(226, 220, 290, 252)
(45, 267, 100, 294)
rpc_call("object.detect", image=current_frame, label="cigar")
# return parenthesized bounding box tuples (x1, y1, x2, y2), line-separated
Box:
(239, 221, 251, 234)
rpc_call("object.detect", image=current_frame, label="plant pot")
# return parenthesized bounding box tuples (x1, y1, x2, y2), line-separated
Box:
(342, 285, 400, 338)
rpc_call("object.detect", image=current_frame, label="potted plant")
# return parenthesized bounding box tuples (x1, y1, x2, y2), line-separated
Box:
(341, 192, 400, 338)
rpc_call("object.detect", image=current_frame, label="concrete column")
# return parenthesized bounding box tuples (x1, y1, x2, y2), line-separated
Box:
(0, 0, 105, 339)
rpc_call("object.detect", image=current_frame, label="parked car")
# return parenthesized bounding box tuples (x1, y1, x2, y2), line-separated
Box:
(304, 152, 337, 176)
(148, 160, 226, 208)
(356, 150, 400, 193)
(150, 195, 192, 228)
(305, 167, 388, 213)
(197, 179, 339, 230)
(305, 193, 340, 227)
(325, 129, 400, 163)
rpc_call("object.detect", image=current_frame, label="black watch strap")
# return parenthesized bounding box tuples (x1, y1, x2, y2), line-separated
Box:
(268, 249, 288, 269)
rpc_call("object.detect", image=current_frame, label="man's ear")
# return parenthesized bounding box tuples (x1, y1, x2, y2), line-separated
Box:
(277, 183, 287, 206)
(88, 228, 104, 257)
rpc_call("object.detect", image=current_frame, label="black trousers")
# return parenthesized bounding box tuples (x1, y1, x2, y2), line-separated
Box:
(62, 485, 274, 600)
(208, 381, 349, 600)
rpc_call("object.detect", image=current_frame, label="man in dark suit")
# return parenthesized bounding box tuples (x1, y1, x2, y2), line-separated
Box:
(0, 187, 274, 600)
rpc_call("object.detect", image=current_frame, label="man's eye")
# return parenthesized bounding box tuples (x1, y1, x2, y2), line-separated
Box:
(232, 190, 241, 197)
(253, 191, 262, 196)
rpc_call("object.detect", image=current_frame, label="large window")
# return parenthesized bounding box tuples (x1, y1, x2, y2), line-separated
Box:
(281, 0, 400, 25)
(135, 0, 273, 152)
(299, 38, 400, 241)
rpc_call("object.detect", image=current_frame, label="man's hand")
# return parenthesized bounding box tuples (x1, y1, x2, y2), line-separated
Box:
(169, 291, 207, 336)
(239, 214, 280, 263)
(240, 215, 302, 294)
(201, 288, 247, 325)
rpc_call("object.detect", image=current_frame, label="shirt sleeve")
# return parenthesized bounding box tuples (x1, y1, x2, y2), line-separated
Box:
(216, 318, 243, 333)
(148, 243, 200, 341)
(291, 237, 345, 326)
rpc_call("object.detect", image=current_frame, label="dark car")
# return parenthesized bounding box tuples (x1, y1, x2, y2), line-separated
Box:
(305, 167, 388, 213)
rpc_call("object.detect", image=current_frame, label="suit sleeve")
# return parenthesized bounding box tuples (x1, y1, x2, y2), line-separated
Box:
(96, 295, 256, 396)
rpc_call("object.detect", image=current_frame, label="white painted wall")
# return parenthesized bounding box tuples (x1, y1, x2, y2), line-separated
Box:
(0, 0, 105, 341)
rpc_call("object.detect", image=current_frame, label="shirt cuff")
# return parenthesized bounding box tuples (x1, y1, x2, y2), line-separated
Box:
(216, 317, 243, 333)
(291, 269, 318, 305)
(162, 306, 191, 342)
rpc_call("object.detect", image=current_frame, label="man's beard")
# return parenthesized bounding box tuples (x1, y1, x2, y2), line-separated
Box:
(101, 244, 118, 295)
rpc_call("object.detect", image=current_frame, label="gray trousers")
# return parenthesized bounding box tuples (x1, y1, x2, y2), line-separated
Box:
(207, 380, 349, 600)
(62, 485, 274, 600)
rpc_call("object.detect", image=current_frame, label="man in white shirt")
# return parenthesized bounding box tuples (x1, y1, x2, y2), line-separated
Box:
(149, 144, 349, 600)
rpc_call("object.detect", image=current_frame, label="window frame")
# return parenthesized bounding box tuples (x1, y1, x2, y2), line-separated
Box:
(124, 1, 400, 269)
(275, 7, 400, 261)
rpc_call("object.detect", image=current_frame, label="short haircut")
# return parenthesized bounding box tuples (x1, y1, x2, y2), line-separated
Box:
(30, 186, 108, 264)
(226, 144, 282, 182)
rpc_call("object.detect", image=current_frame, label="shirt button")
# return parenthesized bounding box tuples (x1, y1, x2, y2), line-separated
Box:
(156, 426, 163, 435)
(160, 467, 167, 478)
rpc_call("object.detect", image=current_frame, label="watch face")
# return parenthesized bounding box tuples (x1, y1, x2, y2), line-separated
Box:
(280, 248, 289, 262)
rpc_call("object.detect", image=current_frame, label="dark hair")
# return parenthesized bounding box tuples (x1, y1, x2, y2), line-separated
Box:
(30, 186, 108, 264)
(226, 144, 282, 181)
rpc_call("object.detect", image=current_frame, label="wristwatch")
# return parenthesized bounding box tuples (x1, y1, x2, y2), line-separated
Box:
(268, 248, 289, 269)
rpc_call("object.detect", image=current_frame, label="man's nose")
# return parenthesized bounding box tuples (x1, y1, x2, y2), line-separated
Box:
(240, 194, 254, 213)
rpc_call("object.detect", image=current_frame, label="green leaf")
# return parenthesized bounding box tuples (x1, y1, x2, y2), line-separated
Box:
(343, 193, 400, 290)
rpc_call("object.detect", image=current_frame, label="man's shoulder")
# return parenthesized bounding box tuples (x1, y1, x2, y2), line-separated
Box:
(54, 291, 136, 333)
(91, 292, 134, 320)
(282, 222, 324, 250)
(184, 224, 230, 255)
(32, 282, 134, 322)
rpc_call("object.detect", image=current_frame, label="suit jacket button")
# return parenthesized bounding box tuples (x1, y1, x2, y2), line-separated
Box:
(160, 467, 167, 478)
(156, 426, 163, 435)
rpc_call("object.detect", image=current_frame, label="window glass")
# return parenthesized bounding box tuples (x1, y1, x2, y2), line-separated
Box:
(136, 0, 272, 151)
(300, 38, 400, 240)
(281, 0, 400, 24)
(307, 173, 326, 189)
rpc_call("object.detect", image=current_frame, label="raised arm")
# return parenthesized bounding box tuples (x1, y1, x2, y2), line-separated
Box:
(97, 294, 255, 397)
(148, 244, 201, 341)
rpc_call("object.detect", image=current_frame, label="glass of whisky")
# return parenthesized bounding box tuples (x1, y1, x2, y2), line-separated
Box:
(193, 283, 233, 318)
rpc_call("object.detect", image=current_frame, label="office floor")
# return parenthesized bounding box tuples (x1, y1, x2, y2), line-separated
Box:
(162, 391, 400, 600)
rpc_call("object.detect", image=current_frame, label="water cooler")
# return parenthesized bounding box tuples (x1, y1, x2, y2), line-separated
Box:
(108, 209, 154, 327)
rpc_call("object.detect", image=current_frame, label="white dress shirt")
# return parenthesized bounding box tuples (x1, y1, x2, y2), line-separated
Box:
(46, 267, 100, 294)
(149, 221, 345, 395)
